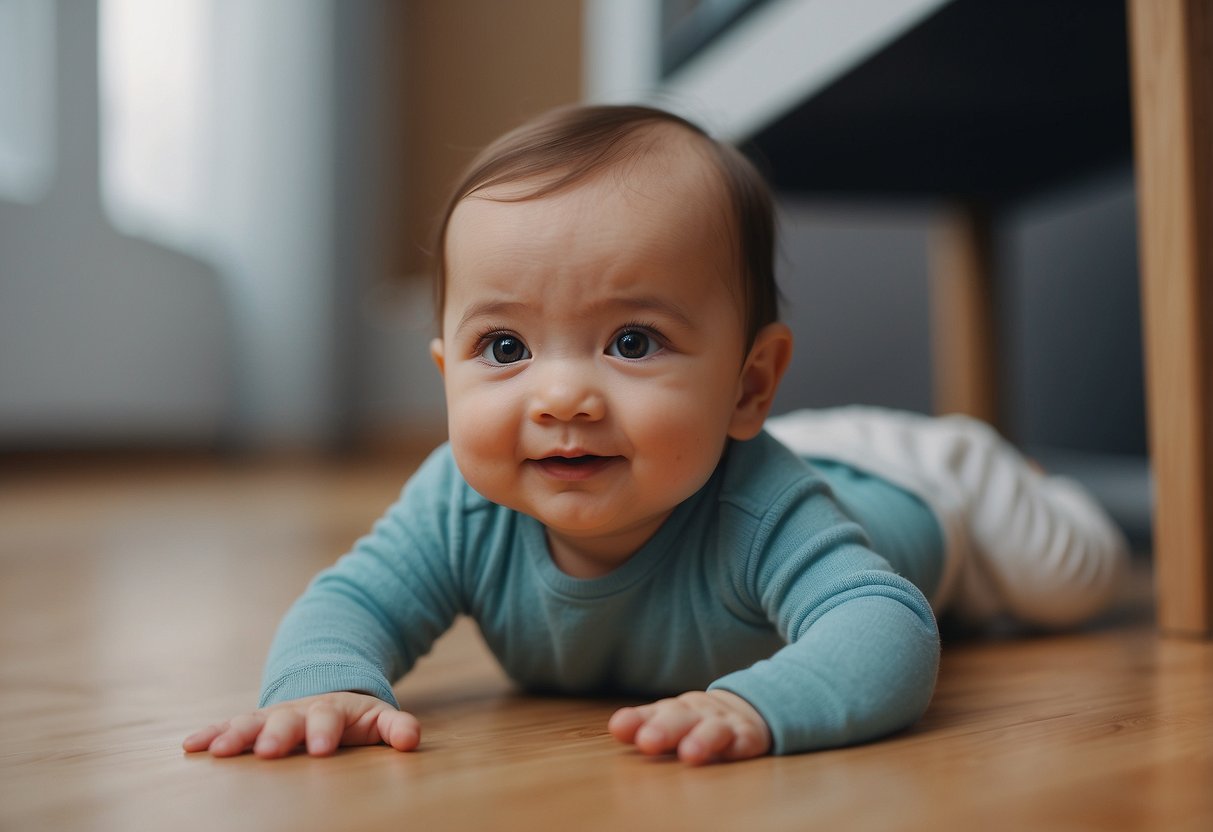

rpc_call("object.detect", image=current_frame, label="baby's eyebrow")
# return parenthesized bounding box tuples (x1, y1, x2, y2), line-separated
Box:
(455, 295, 696, 334)
(602, 296, 695, 329)
(455, 300, 530, 334)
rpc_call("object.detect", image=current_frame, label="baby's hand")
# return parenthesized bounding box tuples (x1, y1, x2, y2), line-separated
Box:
(182, 691, 420, 759)
(607, 690, 771, 765)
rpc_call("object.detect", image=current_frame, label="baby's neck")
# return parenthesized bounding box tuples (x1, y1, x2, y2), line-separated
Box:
(543, 513, 672, 579)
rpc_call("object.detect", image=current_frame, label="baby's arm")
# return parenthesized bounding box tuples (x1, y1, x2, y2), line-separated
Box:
(185, 447, 466, 758)
(608, 585, 937, 763)
(611, 478, 940, 763)
(183, 559, 451, 760)
(183, 692, 420, 758)
(707, 583, 939, 754)
(183, 545, 450, 759)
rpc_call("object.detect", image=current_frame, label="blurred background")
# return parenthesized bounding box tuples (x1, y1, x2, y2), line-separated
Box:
(0, 0, 1150, 542)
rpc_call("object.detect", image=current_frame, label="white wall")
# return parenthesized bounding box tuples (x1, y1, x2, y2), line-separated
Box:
(200, 0, 340, 447)
(0, 0, 230, 446)
(0, 0, 355, 449)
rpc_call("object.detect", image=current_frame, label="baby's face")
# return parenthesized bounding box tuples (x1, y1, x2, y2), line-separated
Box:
(433, 150, 751, 573)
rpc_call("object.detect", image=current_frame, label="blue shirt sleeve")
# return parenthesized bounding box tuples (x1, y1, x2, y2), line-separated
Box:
(707, 436, 941, 753)
(709, 584, 939, 754)
(258, 445, 466, 708)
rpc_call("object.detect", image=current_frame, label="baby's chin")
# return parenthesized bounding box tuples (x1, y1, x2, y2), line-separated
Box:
(514, 502, 632, 537)
(539, 505, 676, 547)
(457, 466, 696, 546)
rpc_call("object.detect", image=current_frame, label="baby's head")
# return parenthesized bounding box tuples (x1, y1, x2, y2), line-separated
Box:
(429, 104, 792, 573)
(434, 104, 780, 349)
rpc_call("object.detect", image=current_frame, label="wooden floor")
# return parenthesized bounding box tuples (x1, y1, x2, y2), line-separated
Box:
(2, 448, 1211, 832)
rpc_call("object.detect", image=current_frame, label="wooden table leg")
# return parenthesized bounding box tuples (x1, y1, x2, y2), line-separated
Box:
(1128, 0, 1213, 636)
(929, 204, 1000, 427)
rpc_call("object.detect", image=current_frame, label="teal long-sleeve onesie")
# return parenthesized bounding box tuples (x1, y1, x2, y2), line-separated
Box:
(260, 431, 943, 755)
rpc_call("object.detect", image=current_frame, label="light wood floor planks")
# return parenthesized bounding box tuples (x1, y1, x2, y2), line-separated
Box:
(1, 450, 1210, 831)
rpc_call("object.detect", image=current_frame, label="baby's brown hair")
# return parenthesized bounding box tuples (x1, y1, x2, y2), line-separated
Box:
(433, 104, 778, 347)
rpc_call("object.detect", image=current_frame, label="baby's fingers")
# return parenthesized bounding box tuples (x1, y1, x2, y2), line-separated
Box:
(182, 722, 229, 753)
(676, 718, 769, 765)
(253, 709, 306, 758)
(609, 692, 772, 765)
(207, 713, 267, 757)
(676, 718, 736, 766)
(301, 702, 343, 756)
(606, 705, 654, 744)
(609, 701, 700, 755)
(631, 705, 702, 756)
(375, 708, 421, 752)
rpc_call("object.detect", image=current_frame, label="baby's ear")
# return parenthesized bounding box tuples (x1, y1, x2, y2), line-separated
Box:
(429, 338, 446, 376)
(728, 323, 793, 441)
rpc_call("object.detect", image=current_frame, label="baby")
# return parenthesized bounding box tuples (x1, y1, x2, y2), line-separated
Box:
(184, 104, 1128, 765)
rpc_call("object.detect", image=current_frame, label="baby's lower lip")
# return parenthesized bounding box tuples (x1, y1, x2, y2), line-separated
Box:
(531, 455, 621, 481)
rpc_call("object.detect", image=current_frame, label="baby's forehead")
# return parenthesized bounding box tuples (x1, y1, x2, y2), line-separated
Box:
(447, 143, 742, 310)
(608, 124, 727, 196)
(470, 129, 730, 229)
(454, 160, 733, 269)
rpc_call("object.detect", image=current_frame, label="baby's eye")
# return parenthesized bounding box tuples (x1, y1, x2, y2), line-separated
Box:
(608, 329, 661, 360)
(481, 335, 531, 365)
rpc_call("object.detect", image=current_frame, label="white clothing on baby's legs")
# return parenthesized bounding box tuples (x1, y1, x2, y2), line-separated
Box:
(766, 407, 1130, 628)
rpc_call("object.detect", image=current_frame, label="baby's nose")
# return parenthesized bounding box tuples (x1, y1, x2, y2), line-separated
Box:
(528, 363, 605, 423)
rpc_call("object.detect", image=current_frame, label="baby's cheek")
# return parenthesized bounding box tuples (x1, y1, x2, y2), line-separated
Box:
(638, 415, 727, 488)
(450, 409, 500, 463)
(446, 395, 520, 498)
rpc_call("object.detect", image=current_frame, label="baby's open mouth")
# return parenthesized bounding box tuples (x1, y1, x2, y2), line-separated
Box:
(531, 454, 621, 480)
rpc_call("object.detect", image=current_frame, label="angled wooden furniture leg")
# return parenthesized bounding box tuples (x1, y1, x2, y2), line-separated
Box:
(1128, 0, 1213, 636)
(929, 205, 1000, 427)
